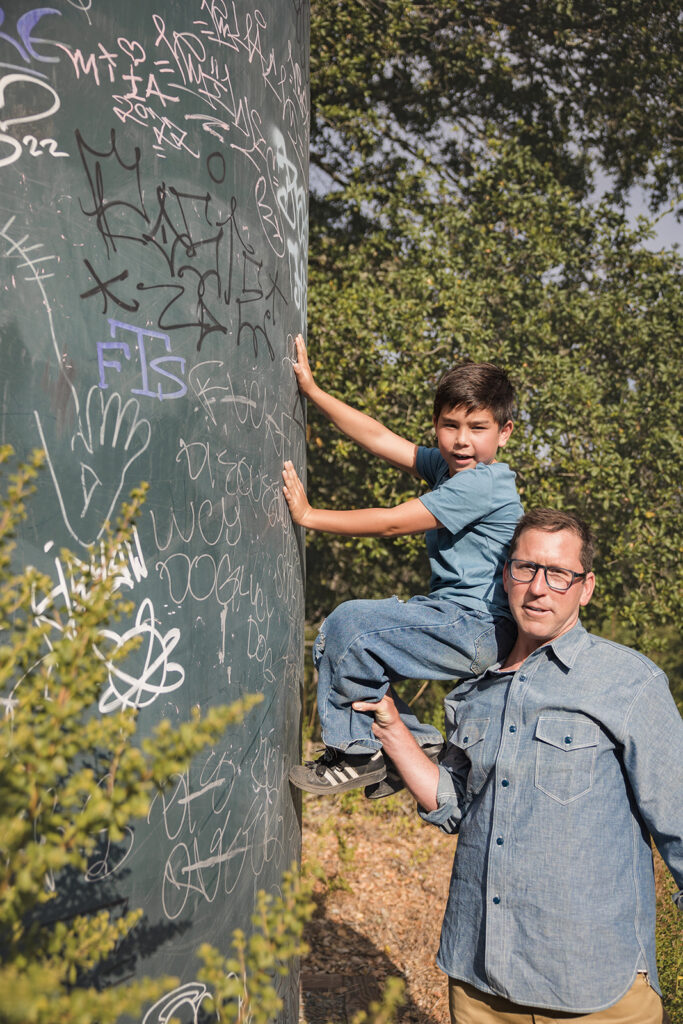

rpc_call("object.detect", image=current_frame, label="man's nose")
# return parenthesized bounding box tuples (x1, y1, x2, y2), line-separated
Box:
(528, 566, 549, 594)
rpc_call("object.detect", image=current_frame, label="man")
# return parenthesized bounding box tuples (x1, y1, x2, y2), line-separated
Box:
(354, 508, 683, 1022)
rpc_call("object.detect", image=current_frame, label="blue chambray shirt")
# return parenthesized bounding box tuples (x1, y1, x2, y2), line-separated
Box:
(421, 621, 683, 1013)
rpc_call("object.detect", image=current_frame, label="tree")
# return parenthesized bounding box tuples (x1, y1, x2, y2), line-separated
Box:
(0, 449, 412, 1024)
(304, 138, 682, 673)
(310, 0, 683, 210)
(0, 447, 268, 1023)
(302, 3, 682, 686)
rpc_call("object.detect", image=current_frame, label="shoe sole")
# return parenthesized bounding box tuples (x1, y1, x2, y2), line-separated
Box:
(289, 761, 387, 795)
(364, 772, 403, 800)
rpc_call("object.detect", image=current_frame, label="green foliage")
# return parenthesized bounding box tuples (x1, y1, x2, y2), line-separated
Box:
(0, 447, 262, 1024)
(311, 0, 683, 207)
(305, 138, 682, 676)
(656, 854, 683, 1023)
(198, 866, 315, 1024)
(199, 857, 404, 1024)
(0, 451, 404, 1024)
(307, 3, 682, 681)
(350, 977, 405, 1024)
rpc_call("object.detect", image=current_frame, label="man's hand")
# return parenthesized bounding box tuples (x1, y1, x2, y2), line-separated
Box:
(353, 694, 440, 811)
(282, 460, 313, 526)
(292, 334, 316, 398)
(353, 694, 402, 733)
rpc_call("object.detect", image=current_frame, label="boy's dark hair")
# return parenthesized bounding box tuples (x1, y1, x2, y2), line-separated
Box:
(509, 508, 596, 572)
(433, 362, 515, 426)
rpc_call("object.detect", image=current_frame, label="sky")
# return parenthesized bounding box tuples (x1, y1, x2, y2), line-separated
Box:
(618, 185, 681, 252)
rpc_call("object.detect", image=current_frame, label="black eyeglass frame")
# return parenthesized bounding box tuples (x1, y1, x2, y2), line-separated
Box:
(506, 558, 588, 592)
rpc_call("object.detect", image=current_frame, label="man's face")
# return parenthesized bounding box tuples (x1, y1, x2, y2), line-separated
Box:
(433, 404, 513, 475)
(503, 527, 595, 647)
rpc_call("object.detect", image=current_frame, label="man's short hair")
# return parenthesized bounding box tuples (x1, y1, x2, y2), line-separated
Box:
(433, 362, 515, 427)
(509, 508, 596, 572)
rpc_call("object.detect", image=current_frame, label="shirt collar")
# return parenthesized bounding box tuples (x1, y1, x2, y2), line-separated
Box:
(485, 620, 589, 677)
(539, 620, 588, 670)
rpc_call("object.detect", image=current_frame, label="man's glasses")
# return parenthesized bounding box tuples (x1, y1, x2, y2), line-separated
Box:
(507, 559, 588, 593)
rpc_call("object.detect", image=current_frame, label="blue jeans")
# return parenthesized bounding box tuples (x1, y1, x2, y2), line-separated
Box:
(313, 595, 515, 754)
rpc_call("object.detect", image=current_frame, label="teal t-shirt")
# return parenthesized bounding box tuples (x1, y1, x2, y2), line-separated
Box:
(416, 448, 523, 617)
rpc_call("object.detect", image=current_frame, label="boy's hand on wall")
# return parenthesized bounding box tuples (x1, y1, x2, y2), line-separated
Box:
(282, 460, 312, 526)
(292, 334, 316, 397)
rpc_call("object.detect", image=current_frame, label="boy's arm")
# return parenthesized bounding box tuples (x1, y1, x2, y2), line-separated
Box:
(293, 335, 419, 477)
(352, 695, 440, 811)
(282, 461, 440, 536)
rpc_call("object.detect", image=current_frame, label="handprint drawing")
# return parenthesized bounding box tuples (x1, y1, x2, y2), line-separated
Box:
(36, 384, 150, 547)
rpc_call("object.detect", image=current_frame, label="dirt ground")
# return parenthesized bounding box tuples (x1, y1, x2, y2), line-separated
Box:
(299, 787, 455, 1024)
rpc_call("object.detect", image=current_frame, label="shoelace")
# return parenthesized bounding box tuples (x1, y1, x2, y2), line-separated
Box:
(304, 747, 339, 776)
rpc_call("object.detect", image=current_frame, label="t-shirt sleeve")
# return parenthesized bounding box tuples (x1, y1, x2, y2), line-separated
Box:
(416, 446, 447, 488)
(419, 463, 500, 535)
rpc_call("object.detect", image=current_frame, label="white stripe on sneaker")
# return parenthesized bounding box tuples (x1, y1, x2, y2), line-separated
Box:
(322, 764, 359, 786)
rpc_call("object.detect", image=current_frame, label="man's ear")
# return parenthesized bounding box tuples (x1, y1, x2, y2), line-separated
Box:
(579, 572, 596, 607)
(502, 559, 511, 595)
(498, 420, 514, 448)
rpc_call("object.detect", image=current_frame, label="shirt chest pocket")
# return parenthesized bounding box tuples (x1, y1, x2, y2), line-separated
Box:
(451, 717, 490, 793)
(534, 716, 599, 805)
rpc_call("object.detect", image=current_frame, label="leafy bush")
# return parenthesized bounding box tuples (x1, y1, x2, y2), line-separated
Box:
(0, 447, 262, 1023)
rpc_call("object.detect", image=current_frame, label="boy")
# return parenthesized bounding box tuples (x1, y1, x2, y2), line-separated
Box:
(283, 334, 522, 796)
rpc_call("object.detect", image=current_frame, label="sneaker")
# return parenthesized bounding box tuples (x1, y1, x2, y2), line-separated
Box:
(364, 741, 444, 800)
(289, 747, 387, 795)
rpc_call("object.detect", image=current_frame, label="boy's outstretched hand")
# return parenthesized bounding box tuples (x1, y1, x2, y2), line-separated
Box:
(292, 334, 316, 397)
(282, 460, 312, 526)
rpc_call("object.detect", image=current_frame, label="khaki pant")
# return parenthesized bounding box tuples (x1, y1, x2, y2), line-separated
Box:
(448, 974, 664, 1024)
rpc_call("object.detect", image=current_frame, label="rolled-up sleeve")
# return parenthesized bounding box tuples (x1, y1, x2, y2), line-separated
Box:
(418, 764, 468, 834)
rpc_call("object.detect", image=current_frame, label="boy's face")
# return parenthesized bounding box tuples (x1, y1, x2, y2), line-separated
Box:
(433, 404, 513, 475)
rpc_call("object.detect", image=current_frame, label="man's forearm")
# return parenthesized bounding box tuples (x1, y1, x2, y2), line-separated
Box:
(385, 727, 441, 812)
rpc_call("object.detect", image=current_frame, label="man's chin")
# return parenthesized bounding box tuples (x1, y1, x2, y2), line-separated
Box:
(519, 609, 554, 634)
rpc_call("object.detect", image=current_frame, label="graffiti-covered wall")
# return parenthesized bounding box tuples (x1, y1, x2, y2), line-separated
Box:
(0, 2, 309, 1019)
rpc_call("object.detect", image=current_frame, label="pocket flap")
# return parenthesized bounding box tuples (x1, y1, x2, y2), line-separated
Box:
(535, 716, 599, 751)
(454, 718, 489, 748)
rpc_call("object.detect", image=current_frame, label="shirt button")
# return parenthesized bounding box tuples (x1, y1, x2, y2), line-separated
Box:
(492, 896, 501, 904)
(509, 725, 517, 733)
(496, 836, 504, 845)
(463, 736, 469, 743)
(501, 778, 510, 787)
(519, 674, 526, 681)
(564, 736, 573, 744)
